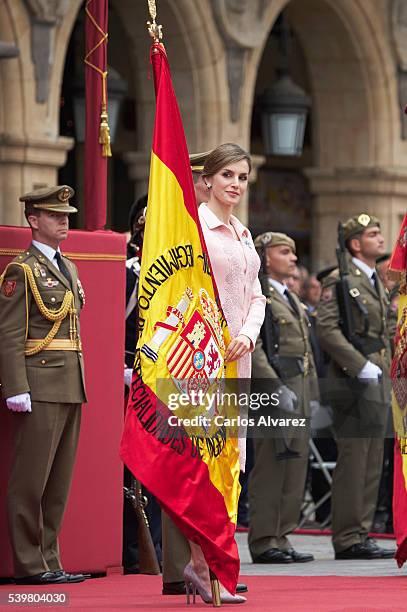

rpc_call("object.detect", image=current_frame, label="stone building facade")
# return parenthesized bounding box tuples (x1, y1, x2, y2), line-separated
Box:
(0, 0, 406, 267)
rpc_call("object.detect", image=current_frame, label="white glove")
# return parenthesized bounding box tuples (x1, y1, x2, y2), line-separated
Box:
(309, 400, 320, 417)
(6, 393, 31, 413)
(276, 385, 298, 413)
(357, 361, 382, 385)
(124, 368, 133, 388)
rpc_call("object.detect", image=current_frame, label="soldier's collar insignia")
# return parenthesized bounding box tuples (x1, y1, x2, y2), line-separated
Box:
(358, 213, 371, 227)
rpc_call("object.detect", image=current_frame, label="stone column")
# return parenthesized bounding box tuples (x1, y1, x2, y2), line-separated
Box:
(305, 166, 407, 269)
(0, 136, 73, 226)
(122, 151, 151, 201)
(234, 153, 266, 226)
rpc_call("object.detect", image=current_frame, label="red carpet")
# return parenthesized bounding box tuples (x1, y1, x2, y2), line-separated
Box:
(1, 574, 406, 611)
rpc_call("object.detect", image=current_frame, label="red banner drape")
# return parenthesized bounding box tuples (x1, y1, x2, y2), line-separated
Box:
(84, 0, 109, 230)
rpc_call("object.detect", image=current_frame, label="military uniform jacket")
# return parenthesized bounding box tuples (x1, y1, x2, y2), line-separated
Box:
(0, 244, 87, 403)
(125, 256, 140, 368)
(316, 256, 391, 380)
(252, 278, 318, 415)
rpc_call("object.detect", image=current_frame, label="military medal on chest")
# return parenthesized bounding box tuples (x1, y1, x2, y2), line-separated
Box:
(77, 279, 86, 305)
(33, 262, 47, 278)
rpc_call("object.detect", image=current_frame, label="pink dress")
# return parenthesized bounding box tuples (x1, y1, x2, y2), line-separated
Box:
(198, 204, 266, 467)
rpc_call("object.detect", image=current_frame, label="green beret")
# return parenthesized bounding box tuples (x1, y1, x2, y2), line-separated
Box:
(316, 265, 336, 283)
(342, 214, 380, 241)
(189, 151, 212, 172)
(254, 231, 296, 253)
(20, 185, 77, 213)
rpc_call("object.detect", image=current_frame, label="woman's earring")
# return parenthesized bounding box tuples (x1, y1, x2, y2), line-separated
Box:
(207, 184, 212, 190)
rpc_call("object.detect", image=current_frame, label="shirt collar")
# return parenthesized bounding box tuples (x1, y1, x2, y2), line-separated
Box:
(32, 240, 60, 264)
(268, 277, 288, 297)
(198, 203, 249, 239)
(352, 257, 376, 279)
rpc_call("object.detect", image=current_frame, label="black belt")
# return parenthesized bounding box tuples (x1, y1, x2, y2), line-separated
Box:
(354, 335, 386, 356)
(274, 355, 305, 379)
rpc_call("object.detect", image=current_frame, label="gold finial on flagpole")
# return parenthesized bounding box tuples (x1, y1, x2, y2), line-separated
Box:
(147, 0, 163, 42)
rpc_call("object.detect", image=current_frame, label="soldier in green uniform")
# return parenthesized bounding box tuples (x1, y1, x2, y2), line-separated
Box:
(248, 232, 316, 563)
(316, 214, 394, 559)
(0, 186, 87, 584)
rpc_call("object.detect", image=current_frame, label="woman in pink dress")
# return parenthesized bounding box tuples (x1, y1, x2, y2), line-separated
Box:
(184, 143, 265, 604)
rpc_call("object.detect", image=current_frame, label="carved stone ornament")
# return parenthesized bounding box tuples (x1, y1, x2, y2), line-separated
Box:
(23, 0, 70, 23)
(23, 0, 71, 103)
(0, 42, 19, 60)
(210, 0, 269, 123)
(210, 0, 269, 48)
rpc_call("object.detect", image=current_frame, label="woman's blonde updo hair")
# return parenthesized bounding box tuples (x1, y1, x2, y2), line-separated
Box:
(201, 143, 251, 179)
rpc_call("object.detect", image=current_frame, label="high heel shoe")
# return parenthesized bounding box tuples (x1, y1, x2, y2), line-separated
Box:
(183, 563, 246, 605)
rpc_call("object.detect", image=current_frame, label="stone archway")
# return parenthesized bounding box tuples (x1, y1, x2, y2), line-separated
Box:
(244, 0, 401, 267)
(0, 0, 80, 226)
(115, 0, 227, 201)
(0, 0, 27, 224)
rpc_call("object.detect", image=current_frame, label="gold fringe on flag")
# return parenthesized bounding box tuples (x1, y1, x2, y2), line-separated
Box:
(85, 0, 112, 157)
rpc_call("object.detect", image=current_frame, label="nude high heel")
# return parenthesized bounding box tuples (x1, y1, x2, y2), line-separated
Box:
(183, 563, 246, 605)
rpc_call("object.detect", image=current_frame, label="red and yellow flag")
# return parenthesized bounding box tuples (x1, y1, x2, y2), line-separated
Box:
(390, 213, 407, 566)
(120, 43, 241, 593)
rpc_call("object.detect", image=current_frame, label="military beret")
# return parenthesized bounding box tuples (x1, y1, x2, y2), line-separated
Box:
(342, 213, 380, 241)
(254, 231, 296, 253)
(189, 151, 212, 172)
(376, 252, 391, 265)
(20, 185, 77, 213)
(316, 265, 337, 283)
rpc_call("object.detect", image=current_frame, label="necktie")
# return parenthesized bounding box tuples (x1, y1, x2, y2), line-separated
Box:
(371, 271, 380, 296)
(55, 252, 72, 286)
(284, 289, 300, 317)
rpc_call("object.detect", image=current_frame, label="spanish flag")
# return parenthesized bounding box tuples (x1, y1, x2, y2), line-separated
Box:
(120, 43, 241, 593)
(390, 213, 407, 566)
